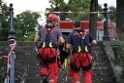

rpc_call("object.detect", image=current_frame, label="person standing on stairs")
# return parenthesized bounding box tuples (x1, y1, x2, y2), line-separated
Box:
(34, 14, 65, 83)
(66, 20, 97, 83)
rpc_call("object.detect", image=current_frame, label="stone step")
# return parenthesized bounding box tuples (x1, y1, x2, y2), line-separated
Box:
(15, 76, 116, 83)
(16, 77, 42, 83)
(16, 60, 39, 67)
(0, 41, 118, 83)
(92, 77, 117, 83)
(16, 56, 36, 61)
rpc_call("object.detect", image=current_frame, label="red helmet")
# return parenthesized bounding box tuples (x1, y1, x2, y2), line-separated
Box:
(48, 14, 59, 22)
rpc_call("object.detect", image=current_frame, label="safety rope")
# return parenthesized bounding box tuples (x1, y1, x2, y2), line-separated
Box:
(62, 56, 70, 83)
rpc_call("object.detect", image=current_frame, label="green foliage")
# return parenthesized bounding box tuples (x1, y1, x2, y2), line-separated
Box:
(0, 1, 42, 41)
(14, 11, 41, 41)
(0, 0, 9, 41)
(46, 0, 103, 21)
(116, 29, 124, 81)
(120, 71, 124, 82)
(25, 31, 36, 41)
(109, 6, 116, 22)
(116, 28, 124, 41)
(120, 33, 124, 41)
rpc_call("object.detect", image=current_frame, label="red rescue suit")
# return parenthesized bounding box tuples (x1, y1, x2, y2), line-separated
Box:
(39, 48, 59, 83)
(66, 29, 94, 83)
(37, 27, 60, 83)
(70, 53, 92, 83)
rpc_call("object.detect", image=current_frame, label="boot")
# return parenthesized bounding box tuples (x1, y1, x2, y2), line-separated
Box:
(42, 75, 48, 83)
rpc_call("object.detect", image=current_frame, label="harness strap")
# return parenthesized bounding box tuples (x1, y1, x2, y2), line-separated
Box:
(71, 53, 92, 71)
(82, 53, 92, 71)
(40, 48, 57, 64)
(72, 31, 91, 53)
(50, 48, 54, 57)
(45, 27, 57, 35)
(70, 53, 81, 71)
(72, 46, 89, 53)
(74, 31, 87, 38)
(40, 27, 57, 48)
(86, 53, 90, 63)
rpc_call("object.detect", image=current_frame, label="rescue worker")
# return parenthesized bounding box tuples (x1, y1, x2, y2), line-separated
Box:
(66, 20, 97, 83)
(34, 14, 65, 83)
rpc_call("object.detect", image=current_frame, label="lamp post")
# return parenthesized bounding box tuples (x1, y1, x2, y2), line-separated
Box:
(8, 3, 16, 40)
(103, 3, 110, 41)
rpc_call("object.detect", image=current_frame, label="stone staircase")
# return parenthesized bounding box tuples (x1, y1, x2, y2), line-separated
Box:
(0, 41, 117, 83)
(91, 42, 117, 83)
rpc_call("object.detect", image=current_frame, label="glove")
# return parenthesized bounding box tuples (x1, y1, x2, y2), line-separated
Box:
(35, 48, 43, 66)
(35, 48, 39, 54)
(35, 48, 40, 59)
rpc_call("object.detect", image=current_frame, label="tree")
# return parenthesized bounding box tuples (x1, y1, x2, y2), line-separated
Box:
(117, 0, 124, 31)
(47, 0, 103, 21)
(47, 0, 92, 20)
(89, 0, 98, 38)
(0, 0, 9, 41)
(14, 11, 41, 41)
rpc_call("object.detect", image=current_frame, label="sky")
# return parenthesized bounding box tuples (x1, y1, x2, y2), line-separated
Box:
(3, 0, 116, 23)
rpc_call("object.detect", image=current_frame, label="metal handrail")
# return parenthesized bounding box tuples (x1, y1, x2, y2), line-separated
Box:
(3, 41, 16, 83)
(108, 14, 124, 68)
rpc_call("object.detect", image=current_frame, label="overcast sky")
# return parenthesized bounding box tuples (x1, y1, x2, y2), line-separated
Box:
(3, 0, 116, 23)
